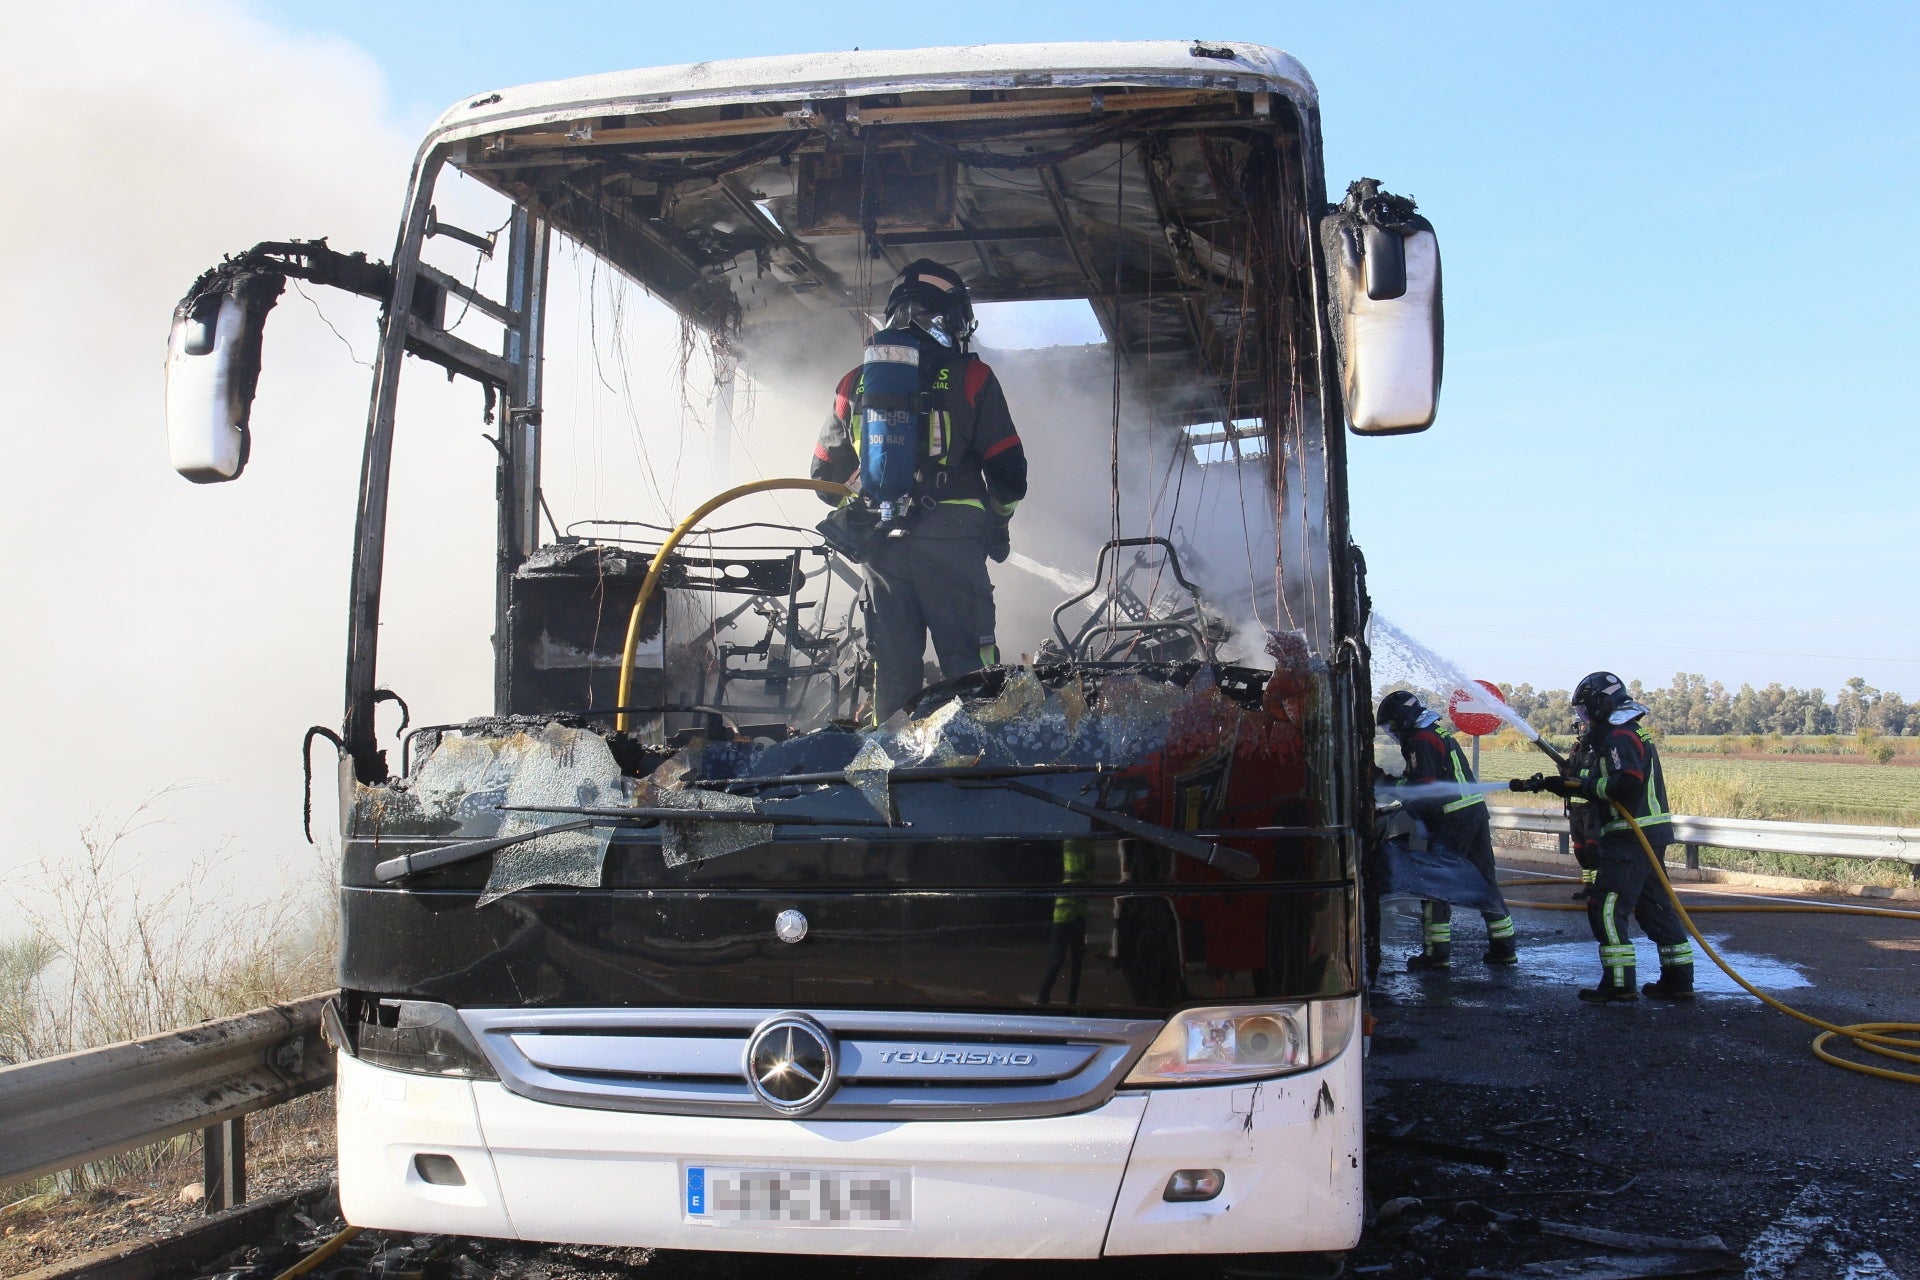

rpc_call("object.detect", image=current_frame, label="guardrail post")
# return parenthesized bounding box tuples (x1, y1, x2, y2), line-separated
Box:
(202, 1115, 246, 1213)
(1557, 832, 1569, 859)
(1684, 842, 1700, 871)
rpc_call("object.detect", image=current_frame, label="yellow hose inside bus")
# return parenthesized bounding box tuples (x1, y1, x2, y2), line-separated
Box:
(1504, 802, 1920, 1084)
(615, 479, 851, 733)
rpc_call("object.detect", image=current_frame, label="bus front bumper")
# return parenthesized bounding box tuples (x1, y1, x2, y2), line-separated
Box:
(335, 1046, 1362, 1258)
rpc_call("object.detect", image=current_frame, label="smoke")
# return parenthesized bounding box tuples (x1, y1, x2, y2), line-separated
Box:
(728, 333, 1279, 671)
(0, 0, 412, 926)
(536, 249, 1283, 689)
(978, 342, 1279, 666)
(0, 0, 1294, 933)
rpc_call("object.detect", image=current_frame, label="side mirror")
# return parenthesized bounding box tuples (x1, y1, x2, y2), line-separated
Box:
(164, 269, 284, 482)
(1322, 180, 1442, 436)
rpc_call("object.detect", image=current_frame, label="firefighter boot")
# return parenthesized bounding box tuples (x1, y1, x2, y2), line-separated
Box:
(1483, 915, 1518, 966)
(1570, 868, 1597, 902)
(1407, 906, 1451, 971)
(1644, 945, 1696, 1000)
(1577, 944, 1638, 1004)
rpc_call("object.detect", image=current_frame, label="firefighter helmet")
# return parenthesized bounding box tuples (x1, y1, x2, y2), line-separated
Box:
(1572, 671, 1630, 720)
(1376, 690, 1437, 735)
(883, 259, 975, 346)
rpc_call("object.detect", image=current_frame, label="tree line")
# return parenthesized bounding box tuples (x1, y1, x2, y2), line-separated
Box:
(1495, 674, 1918, 739)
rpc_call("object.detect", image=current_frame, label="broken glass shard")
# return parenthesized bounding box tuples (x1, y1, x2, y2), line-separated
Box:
(650, 788, 776, 867)
(844, 737, 898, 821)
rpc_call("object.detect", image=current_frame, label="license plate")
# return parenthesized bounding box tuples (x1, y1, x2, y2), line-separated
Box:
(684, 1165, 911, 1227)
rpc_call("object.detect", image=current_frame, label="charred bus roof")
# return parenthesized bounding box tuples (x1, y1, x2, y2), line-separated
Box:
(423, 40, 1325, 423)
(429, 41, 1314, 129)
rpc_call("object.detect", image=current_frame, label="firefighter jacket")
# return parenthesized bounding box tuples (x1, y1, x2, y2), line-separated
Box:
(811, 351, 1028, 520)
(1564, 739, 1603, 853)
(1392, 722, 1485, 820)
(1387, 721, 1491, 866)
(1397, 721, 1482, 821)
(1573, 718, 1674, 848)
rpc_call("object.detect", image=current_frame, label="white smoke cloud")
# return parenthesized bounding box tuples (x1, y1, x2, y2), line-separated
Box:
(0, 3, 1292, 934)
(0, 0, 413, 924)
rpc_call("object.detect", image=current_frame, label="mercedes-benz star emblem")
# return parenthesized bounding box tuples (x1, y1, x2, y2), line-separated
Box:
(774, 909, 809, 944)
(744, 1012, 837, 1116)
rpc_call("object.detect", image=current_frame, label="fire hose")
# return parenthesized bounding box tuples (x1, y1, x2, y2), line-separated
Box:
(1504, 797, 1920, 1085)
(614, 478, 851, 733)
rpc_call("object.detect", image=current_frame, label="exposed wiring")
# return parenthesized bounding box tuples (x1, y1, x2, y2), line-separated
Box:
(288, 279, 370, 367)
(906, 111, 1181, 171)
(435, 208, 514, 336)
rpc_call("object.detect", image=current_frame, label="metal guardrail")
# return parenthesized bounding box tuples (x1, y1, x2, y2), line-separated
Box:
(0, 993, 333, 1201)
(1488, 806, 1920, 870)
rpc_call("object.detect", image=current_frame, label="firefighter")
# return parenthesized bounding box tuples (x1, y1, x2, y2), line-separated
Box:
(1037, 838, 1094, 1004)
(1517, 672, 1695, 1003)
(811, 260, 1027, 718)
(1376, 691, 1519, 970)
(1564, 734, 1603, 900)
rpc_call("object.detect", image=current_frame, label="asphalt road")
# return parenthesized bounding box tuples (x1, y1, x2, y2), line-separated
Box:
(1353, 856, 1920, 1279)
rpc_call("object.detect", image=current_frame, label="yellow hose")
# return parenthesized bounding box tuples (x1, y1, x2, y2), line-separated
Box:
(1593, 801, 1920, 1084)
(271, 1225, 362, 1280)
(1500, 876, 1920, 922)
(614, 478, 851, 732)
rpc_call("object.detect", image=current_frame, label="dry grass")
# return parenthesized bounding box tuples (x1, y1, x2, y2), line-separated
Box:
(1662, 733, 1920, 759)
(0, 1098, 337, 1276)
(0, 792, 337, 1206)
(1476, 747, 1920, 888)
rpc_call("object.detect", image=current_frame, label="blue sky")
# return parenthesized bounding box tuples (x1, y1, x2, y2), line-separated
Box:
(250, 0, 1918, 699)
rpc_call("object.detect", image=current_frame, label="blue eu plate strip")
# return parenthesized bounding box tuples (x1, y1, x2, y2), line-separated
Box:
(686, 1167, 706, 1215)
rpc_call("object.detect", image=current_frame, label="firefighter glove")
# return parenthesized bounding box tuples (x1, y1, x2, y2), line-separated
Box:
(986, 520, 1011, 563)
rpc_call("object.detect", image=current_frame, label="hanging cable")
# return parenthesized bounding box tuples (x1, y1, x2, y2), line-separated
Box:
(1105, 143, 1126, 644)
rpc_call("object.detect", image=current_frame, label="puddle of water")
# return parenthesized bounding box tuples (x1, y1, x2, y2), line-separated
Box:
(1516, 934, 1811, 996)
(1377, 925, 1810, 1001)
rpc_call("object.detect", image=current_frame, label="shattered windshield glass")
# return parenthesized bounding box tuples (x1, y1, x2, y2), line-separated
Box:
(354, 723, 629, 903)
(356, 633, 1330, 902)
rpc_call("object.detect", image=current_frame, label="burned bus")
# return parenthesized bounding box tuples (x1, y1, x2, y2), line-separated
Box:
(164, 41, 1441, 1262)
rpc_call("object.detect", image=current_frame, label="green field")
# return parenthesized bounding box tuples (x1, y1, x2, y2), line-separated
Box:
(1457, 746, 1919, 886)
(1472, 748, 1920, 827)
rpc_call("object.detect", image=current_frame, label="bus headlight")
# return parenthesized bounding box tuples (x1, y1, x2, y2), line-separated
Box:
(333, 997, 497, 1080)
(1123, 998, 1357, 1085)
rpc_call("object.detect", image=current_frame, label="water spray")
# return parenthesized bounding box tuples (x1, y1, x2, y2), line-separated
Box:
(1375, 779, 1515, 805)
(1005, 550, 1093, 595)
(1524, 730, 1569, 771)
(1368, 614, 1570, 770)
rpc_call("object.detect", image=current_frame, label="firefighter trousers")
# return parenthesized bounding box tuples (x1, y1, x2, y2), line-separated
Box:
(1587, 831, 1693, 983)
(863, 522, 998, 718)
(1416, 805, 1516, 956)
(1421, 804, 1510, 928)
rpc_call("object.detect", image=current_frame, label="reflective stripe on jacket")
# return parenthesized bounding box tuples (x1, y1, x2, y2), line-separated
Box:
(1577, 721, 1673, 840)
(1396, 722, 1486, 817)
